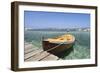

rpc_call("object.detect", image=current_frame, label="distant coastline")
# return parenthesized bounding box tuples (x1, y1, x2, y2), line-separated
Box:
(25, 28, 90, 32)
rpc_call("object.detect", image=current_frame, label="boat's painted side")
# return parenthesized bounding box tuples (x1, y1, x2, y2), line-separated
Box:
(42, 40, 74, 55)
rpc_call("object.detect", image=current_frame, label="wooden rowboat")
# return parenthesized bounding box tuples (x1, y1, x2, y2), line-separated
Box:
(42, 34, 75, 55)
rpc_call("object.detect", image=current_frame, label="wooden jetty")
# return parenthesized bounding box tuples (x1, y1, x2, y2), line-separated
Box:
(24, 42, 61, 62)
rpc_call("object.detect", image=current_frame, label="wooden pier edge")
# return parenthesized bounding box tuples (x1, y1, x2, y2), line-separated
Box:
(24, 42, 61, 61)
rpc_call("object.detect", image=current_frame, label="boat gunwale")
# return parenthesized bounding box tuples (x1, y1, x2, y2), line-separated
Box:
(43, 39, 75, 45)
(43, 36, 75, 45)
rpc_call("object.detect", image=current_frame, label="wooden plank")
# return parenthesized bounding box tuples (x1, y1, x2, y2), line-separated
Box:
(24, 42, 39, 54)
(24, 49, 43, 60)
(25, 49, 35, 54)
(24, 42, 60, 62)
(24, 43, 39, 54)
(40, 54, 59, 61)
(25, 42, 29, 45)
(25, 43, 33, 50)
(25, 51, 50, 61)
(25, 47, 39, 54)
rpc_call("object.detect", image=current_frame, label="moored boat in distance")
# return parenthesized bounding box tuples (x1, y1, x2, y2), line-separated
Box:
(42, 34, 75, 56)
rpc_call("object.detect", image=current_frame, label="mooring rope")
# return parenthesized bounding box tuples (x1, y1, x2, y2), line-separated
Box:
(75, 39, 81, 46)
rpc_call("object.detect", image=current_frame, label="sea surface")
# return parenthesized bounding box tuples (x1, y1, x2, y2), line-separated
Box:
(24, 30, 90, 60)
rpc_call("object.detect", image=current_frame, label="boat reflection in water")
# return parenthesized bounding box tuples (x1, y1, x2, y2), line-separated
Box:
(42, 34, 75, 57)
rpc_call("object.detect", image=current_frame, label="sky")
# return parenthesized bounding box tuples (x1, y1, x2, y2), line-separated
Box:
(24, 11, 90, 29)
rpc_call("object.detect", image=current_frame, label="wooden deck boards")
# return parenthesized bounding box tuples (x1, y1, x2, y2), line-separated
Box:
(24, 42, 60, 61)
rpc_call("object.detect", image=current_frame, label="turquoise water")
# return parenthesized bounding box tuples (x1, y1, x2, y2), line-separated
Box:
(24, 31, 90, 60)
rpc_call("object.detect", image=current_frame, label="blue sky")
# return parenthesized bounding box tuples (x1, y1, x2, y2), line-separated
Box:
(24, 11, 90, 29)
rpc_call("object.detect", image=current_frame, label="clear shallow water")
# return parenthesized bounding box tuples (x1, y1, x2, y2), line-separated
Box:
(24, 31, 90, 60)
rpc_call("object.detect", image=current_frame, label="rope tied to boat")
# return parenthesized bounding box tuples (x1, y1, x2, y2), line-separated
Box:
(36, 42, 65, 55)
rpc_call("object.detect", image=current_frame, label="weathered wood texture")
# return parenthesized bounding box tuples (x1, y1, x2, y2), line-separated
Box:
(24, 42, 60, 61)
